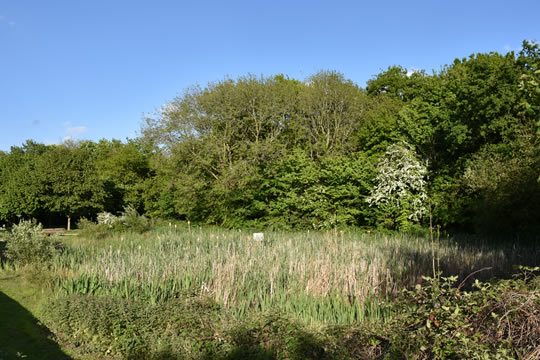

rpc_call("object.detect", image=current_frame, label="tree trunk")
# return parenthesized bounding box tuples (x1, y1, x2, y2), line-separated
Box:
(67, 215, 71, 231)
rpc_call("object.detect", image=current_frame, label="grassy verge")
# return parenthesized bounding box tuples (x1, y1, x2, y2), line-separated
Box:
(0, 267, 71, 359)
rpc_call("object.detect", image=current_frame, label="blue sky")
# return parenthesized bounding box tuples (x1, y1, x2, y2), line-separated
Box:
(0, 0, 538, 151)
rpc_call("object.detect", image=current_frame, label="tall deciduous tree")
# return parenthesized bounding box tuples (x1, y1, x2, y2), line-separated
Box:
(38, 142, 106, 230)
(141, 74, 303, 224)
(298, 71, 367, 158)
(95, 139, 151, 213)
(0, 141, 49, 222)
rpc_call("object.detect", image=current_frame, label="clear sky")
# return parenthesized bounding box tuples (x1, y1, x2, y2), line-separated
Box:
(0, 0, 538, 151)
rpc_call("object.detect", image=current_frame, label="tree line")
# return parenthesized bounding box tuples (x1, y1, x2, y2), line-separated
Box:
(1, 41, 538, 234)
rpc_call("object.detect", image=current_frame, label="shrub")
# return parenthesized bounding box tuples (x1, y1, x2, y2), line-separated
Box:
(77, 206, 150, 239)
(366, 142, 428, 231)
(223, 314, 329, 360)
(386, 267, 540, 359)
(96, 211, 118, 226)
(42, 294, 223, 359)
(4, 220, 64, 266)
(42, 268, 540, 360)
(114, 205, 150, 233)
(75, 217, 96, 230)
(95, 206, 150, 233)
(76, 217, 111, 240)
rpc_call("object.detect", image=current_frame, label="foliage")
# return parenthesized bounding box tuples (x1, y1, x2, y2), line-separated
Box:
(0, 141, 49, 222)
(95, 139, 151, 213)
(357, 94, 404, 154)
(74, 216, 112, 240)
(260, 150, 375, 229)
(41, 261, 540, 359)
(74, 217, 94, 230)
(96, 211, 118, 226)
(366, 65, 431, 101)
(516, 41, 540, 132)
(4, 220, 64, 266)
(42, 294, 223, 359)
(1, 41, 539, 232)
(38, 142, 107, 228)
(0, 139, 149, 227)
(115, 205, 150, 233)
(298, 71, 367, 157)
(366, 142, 428, 230)
(463, 137, 540, 234)
(79, 206, 150, 236)
(386, 267, 540, 359)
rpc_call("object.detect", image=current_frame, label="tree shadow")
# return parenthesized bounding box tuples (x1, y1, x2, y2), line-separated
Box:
(0, 241, 6, 263)
(201, 318, 329, 360)
(392, 236, 540, 292)
(0, 291, 71, 360)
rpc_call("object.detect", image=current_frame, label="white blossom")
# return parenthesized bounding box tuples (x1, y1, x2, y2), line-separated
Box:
(366, 142, 428, 222)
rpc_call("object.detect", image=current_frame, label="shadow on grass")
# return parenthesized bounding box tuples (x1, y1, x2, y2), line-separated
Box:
(393, 234, 540, 291)
(0, 241, 6, 263)
(0, 291, 71, 360)
(202, 319, 329, 360)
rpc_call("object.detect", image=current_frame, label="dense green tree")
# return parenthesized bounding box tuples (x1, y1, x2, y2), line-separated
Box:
(516, 41, 540, 136)
(440, 49, 538, 233)
(463, 136, 540, 234)
(366, 66, 431, 101)
(0, 141, 49, 222)
(141, 74, 302, 224)
(297, 71, 367, 158)
(0, 141, 110, 228)
(38, 142, 106, 230)
(141, 72, 372, 226)
(2, 42, 538, 234)
(259, 150, 375, 229)
(95, 139, 151, 213)
(357, 95, 404, 154)
(442, 52, 522, 156)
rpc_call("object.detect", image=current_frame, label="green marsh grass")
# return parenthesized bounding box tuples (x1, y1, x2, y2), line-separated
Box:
(50, 226, 539, 325)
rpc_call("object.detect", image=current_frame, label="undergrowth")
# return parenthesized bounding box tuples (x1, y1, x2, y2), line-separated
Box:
(386, 266, 540, 359)
(77, 205, 150, 239)
(2, 220, 64, 267)
(41, 267, 540, 359)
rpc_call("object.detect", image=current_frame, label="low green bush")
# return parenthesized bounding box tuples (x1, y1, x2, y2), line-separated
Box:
(42, 294, 223, 359)
(75, 221, 111, 240)
(386, 266, 540, 359)
(77, 206, 150, 239)
(4, 220, 64, 266)
(75, 217, 95, 230)
(114, 205, 150, 233)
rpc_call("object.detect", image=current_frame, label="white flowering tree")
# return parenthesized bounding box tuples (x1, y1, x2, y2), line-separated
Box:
(366, 142, 428, 230)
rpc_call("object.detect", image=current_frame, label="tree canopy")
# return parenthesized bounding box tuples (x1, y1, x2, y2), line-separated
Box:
(1, 41, 539, 234)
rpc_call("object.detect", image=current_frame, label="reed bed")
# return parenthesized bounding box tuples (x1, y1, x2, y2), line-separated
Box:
(50, 227, 539, 325)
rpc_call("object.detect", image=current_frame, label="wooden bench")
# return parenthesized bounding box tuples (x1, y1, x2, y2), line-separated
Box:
(43, 228, 66, 236)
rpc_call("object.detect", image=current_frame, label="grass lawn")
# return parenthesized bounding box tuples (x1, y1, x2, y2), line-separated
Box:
(0, 269, 71, 360)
